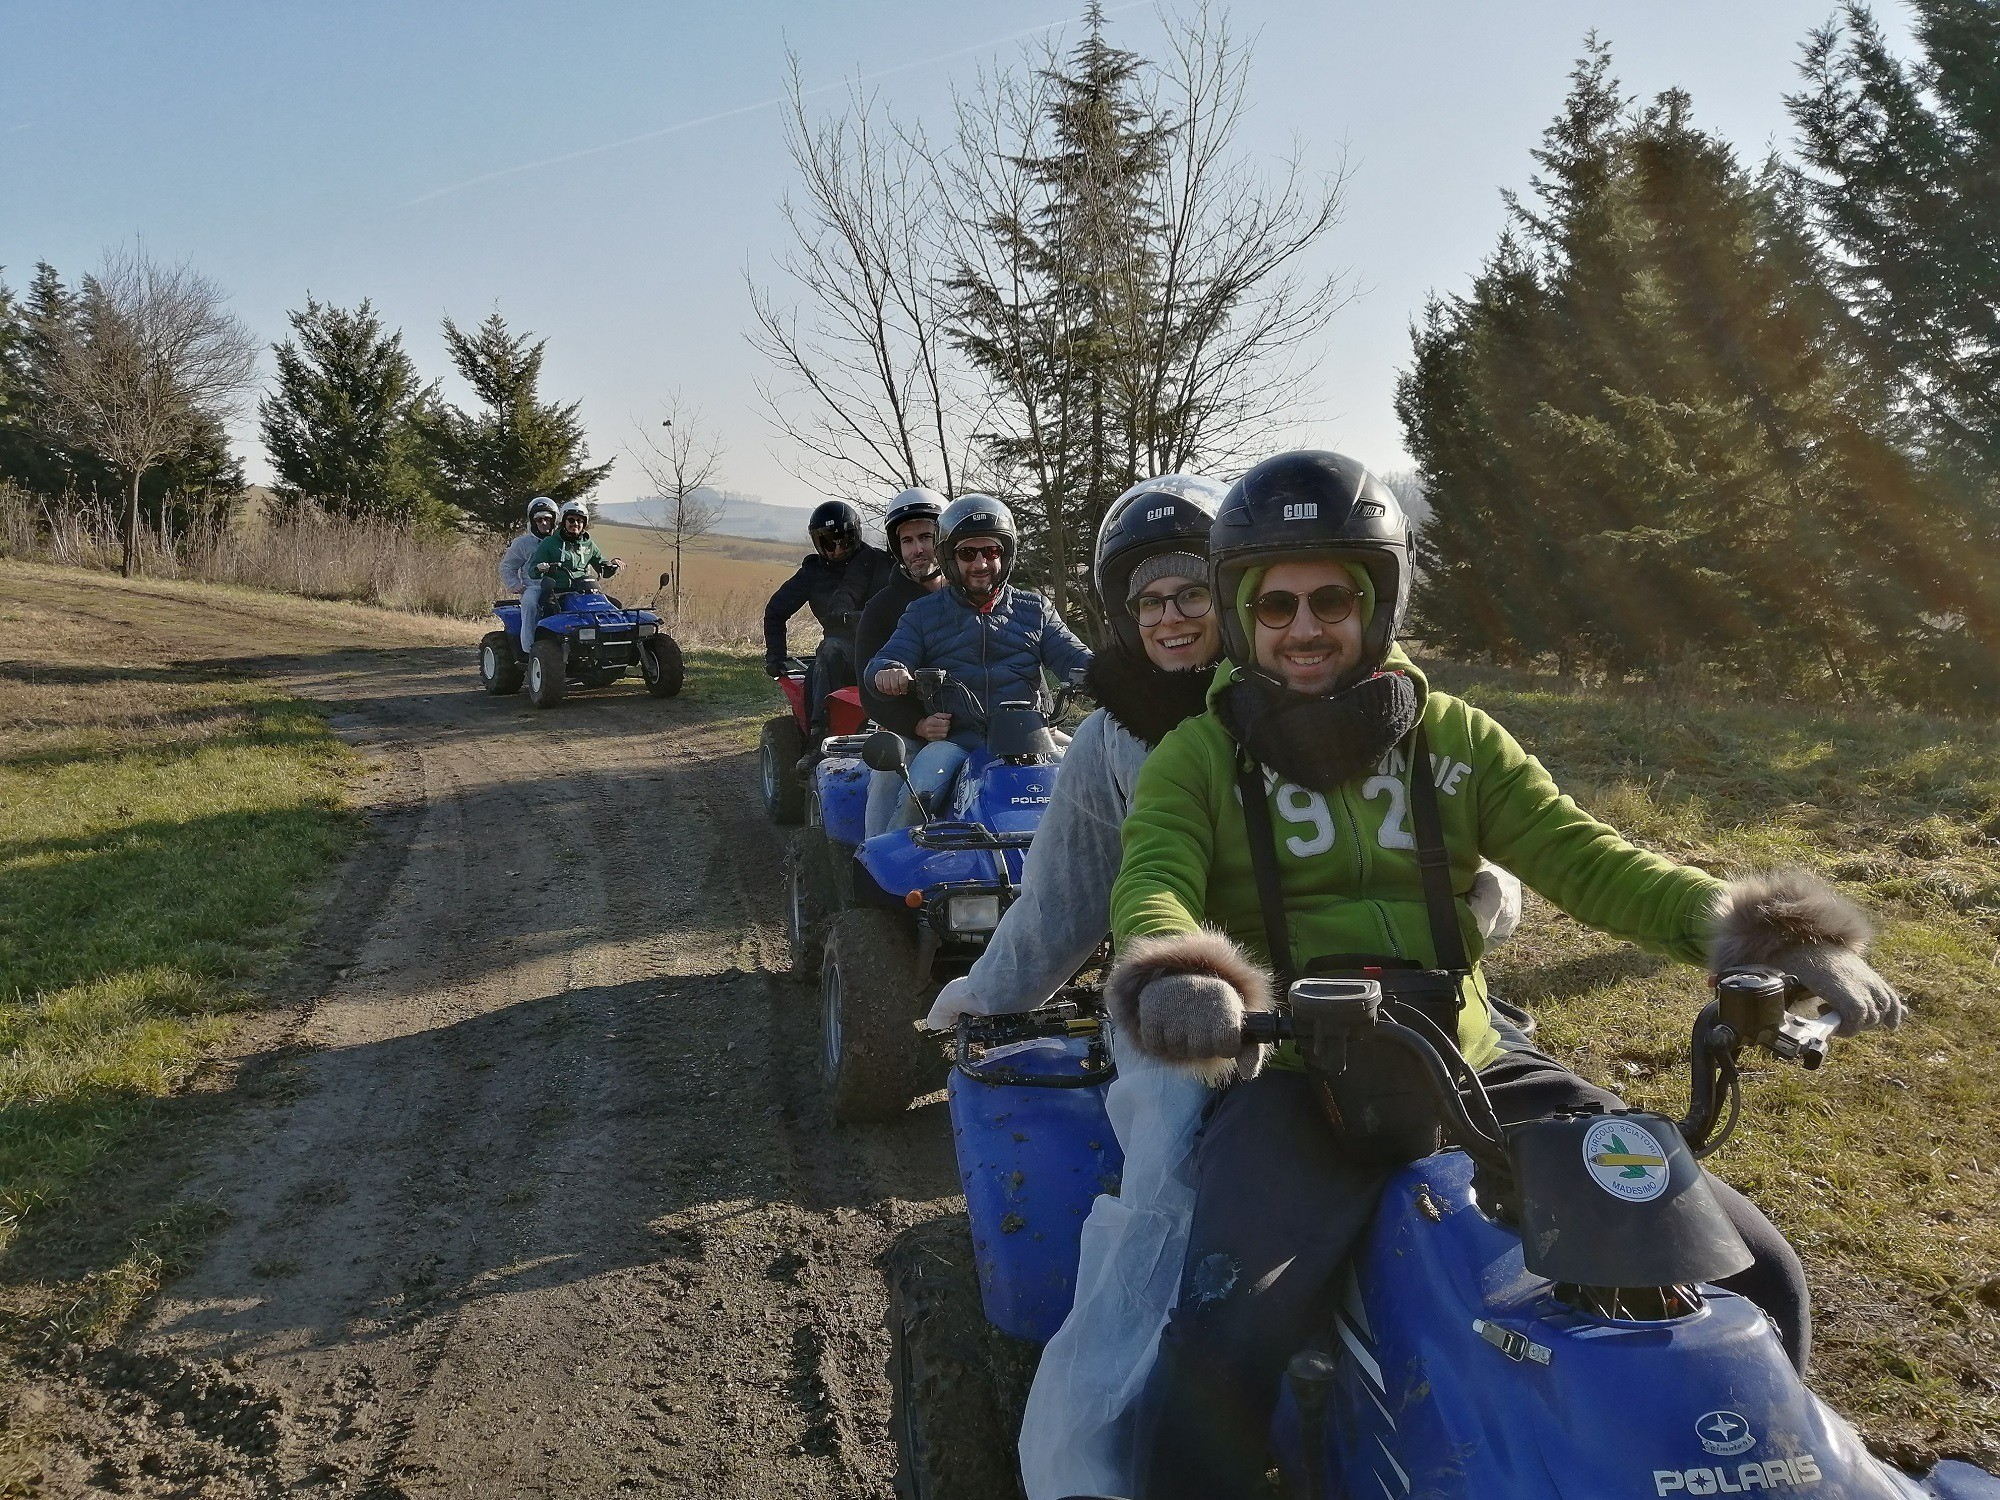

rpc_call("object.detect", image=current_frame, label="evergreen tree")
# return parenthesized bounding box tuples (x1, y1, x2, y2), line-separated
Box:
(0, 261, 243, 525)
(1401, 44, 1957, 696)
(952, 3, 1170, 618)
(1790, 1, 2000, 490)
(260, 296, 434, 521)
(411, 313, 611, 532)
(1788, 0, 2000, 700)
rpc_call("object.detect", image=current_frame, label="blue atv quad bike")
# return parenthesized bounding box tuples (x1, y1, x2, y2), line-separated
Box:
(479, 574, 683, 709)
(785, 670, 1062, 1124)
(883, 970, 2000, 1500)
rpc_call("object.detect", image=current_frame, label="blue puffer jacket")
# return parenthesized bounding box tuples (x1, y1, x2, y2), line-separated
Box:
(868, 585, 1093, 748)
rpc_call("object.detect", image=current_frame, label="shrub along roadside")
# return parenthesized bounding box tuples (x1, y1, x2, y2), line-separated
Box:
(1425, 657, 2000, 1468)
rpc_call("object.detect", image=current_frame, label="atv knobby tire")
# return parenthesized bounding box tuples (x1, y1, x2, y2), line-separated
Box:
(820, 908, 943, 1123)
(885, 1217, 1037, 1500)
(641, 635, 685, 697)
(787, 826, 844, 975)
(479, 631, 524, 695)
(760, 714, 807, 823)
(526, 638, 567, 709)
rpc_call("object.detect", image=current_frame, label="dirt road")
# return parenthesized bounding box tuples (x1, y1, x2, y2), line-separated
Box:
(39, 603, 962, 1497)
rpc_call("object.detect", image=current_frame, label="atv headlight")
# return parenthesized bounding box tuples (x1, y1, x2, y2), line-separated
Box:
(578, 627, 597, 641)
(946, 894, 1001, 934)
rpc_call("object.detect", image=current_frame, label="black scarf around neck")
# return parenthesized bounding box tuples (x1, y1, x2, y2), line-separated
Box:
(1216, 668, 1420, 792)
(1084, 649, 1217, 749)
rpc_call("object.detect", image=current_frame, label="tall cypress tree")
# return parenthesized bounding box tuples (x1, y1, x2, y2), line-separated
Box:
(260, 297, 435, 522)
(410, 313, 611, 532)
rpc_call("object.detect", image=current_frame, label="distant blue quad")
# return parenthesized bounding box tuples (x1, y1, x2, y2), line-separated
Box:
(478, 583, 683, 708)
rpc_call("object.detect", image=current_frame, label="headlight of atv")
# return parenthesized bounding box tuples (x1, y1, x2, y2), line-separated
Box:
(946, 894, 1001, 934)
(578, 627, 597, 641)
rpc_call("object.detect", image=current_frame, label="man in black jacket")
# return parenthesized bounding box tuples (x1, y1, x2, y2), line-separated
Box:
(856, 488, 952, 834)
(763, 500, 897, 749)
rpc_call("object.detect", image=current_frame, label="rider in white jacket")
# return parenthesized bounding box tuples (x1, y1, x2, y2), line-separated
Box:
(499, 497, 560, 651)
(926, 476, 1522, 1500)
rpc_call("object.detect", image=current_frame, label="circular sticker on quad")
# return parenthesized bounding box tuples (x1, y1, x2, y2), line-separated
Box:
(1580, 1118, 1671, 1203)
(1696, 1410, 1757, 1457)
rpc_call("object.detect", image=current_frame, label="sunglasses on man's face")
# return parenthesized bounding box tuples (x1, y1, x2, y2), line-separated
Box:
(1251, 583, 1361, 631)
(1129, 584, 1213, 626)
(955, 544, 1005, 565)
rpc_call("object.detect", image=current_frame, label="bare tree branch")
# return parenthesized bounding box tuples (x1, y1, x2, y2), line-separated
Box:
(626, 393, 727, 622)
(745, 60, 984, 509)
(40, 245, 258, 576)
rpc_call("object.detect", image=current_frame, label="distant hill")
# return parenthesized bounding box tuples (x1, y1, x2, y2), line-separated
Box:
(595, 489, 875, 545)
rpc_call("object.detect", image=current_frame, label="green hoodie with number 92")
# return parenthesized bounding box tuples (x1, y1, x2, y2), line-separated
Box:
(1108, 651, 1724, 1071)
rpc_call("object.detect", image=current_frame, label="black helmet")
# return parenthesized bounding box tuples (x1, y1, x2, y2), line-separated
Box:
(938, 494, 1016, 601)
(883, 487, 945, 540)
(1210, 450, 1410, 677)
(808, 500, 863, 559)
(1094, 474, 1224, 655)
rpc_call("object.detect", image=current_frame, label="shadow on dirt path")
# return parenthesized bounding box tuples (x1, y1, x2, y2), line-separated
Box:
(36, 617, 960, 1499)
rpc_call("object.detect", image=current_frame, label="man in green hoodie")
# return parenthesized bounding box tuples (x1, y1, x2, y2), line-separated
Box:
(528, 500, 622, 620)
(1106, 450, 1906, 1500)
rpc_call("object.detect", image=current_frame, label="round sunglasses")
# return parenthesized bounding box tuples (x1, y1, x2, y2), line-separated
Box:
(1129, 583, 1213, 626)
(1250, 583, 1361, 630)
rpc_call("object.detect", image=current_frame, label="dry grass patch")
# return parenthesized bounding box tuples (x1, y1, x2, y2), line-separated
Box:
(1427, 659, 2000, 1468)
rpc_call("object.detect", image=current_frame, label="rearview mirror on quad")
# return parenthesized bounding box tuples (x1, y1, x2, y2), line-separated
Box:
(659, 571, 671, 588)
(862, 730, 908, 774)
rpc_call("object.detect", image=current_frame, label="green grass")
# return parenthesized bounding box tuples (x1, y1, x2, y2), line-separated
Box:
(1424, 659, 2000, 1467)
(0, 679, 360, 1284)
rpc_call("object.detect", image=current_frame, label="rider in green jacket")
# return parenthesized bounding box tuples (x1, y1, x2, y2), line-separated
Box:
(1105, 450, 1906, 1500)
(530, 500, 622, 595)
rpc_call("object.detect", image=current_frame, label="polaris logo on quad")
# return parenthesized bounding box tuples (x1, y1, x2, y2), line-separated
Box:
(1009, 796, 1049, 805)
(1697, 1412, 1757, 1457)
(1654, 1453, 1821, 1494)
(1283, 502, 1319, 521)
(1581, 1117, 1670, 1202)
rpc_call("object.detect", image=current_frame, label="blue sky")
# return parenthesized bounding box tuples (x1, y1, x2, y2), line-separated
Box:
(0, 1, 1914, 515)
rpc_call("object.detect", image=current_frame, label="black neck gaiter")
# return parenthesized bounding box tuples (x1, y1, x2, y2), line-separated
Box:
(1216, 668, 1420, 792)
(1084, 649, 1217, 749)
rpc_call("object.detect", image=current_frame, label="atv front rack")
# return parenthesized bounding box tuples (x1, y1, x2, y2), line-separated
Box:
(955, 990, 1114, 1089)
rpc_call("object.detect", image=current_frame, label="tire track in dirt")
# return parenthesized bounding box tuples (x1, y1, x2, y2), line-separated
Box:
(43, 642, 964, 1499)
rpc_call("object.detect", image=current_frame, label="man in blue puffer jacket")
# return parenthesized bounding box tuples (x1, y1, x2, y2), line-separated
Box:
(869, 494, 1092, 820)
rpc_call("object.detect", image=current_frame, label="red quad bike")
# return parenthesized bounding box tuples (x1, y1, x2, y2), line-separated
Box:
(760, 656, 867, 824)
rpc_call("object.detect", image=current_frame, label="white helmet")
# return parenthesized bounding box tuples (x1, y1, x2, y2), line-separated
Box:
(526, 496, 559, 523)
(557, 500, 589, 526)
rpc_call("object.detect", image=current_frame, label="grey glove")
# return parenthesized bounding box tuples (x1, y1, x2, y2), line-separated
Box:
(1105, 928, 1272, 1085)
(1133, 973, 1256, 1068)
(1709, 868, 1904, 1038)
(1771, 944, 1906, 1037)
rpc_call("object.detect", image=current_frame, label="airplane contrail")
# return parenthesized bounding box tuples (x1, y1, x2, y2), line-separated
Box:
(403, 2, 1152, 208)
